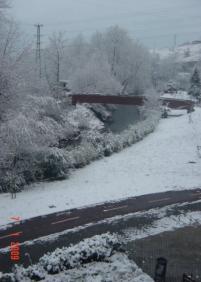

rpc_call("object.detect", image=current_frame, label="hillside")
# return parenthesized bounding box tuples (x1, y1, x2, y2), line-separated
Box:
(154, 41, 201, 64)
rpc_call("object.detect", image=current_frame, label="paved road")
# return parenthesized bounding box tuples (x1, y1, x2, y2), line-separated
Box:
(1, 188, 201, 251)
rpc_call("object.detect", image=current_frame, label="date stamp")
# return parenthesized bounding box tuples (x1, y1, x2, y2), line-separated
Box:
(9, 216, 22, 262)
(10, 242, 20, 261)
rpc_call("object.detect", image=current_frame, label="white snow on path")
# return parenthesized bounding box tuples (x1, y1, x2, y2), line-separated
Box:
(43, 253, 154, 282)
(1, 109, 201, 226)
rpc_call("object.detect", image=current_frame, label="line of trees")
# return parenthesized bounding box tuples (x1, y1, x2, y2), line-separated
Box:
(0, 1, 161, 192)
(44, 27, 152, 96)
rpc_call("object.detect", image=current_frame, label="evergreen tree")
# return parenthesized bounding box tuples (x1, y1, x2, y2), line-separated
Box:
(188, 68, 201, 100)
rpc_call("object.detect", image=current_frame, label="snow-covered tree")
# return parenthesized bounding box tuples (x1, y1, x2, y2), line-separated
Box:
(69, 51, 121, 94)
(150, 53, 161, 89)
(44, 32, 67, 88)
(66, 34, 90, 74)
(157, 55, 178, 85)
(100, 26, 151, 95)
(43, 26, 153, 96)
(0, 15, 160, 192)
(188, 67, 201, 100)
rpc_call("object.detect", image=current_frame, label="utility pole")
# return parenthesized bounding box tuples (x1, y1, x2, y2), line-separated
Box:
(35, 24, 43, 79)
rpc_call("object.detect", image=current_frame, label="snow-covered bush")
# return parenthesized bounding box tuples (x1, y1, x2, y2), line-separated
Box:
(103, 132, 123, 156)
(102, 110, 159, 157)
(0, 233, 155, 282)
(67, 105, 104, 132)
(33, 148, 68, 180)
(64, 108, 159, 168)
(0, 273, 16, 282)
(0, 233, 122, 281)
(0, 171, 25, 193)
(39, 233, 120, 274)
(0, 101, 159, 193)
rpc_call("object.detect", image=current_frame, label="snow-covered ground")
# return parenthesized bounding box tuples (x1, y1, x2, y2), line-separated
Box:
(161, 90, 194, 101)
(123, 203, 201, 241)
(160, 90, 195, 116)
(153, 41, 201, 63)
(41, 253, 153, 282)
(176, 42, 201, 63)
(1, 108, 201, 226)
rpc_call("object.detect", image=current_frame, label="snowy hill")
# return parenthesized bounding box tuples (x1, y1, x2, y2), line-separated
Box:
(161, 90, 193, 101)
(176, 42, 201, 64)
(154, 41, 201, 64)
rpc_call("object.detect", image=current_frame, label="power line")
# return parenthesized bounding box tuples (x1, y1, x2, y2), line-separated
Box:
(28, 23, 200, 38)
(35, 24, 43, 78)
(27, 23, 201, 50)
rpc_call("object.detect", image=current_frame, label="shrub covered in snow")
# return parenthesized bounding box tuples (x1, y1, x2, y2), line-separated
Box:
(0, 102, 159, 193)
(39, 233, 121, 274)
(0, 103, 159, 193)
(0, 233, 154, 282)
(33, 148, 69, 180)
(0, 171, 25, 193)
(0, 233, 123, 281)
(103, 111, 159, 156)
(67, 107, 159, 165)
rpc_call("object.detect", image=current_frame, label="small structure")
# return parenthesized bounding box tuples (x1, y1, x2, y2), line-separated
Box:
(160, 97, 195, 111)
(164, 81, 178, 94)
(59, 80, 71, 92)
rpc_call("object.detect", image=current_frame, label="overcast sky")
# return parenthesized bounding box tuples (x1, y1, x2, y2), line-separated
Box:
(11, 0, 201, 48)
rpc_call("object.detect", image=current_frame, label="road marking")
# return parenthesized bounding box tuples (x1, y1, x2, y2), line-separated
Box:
(10, 217, 21, 222)
(103, 205, 128, 213)
(148, 197, 171, 204)
(0, 232, 23, 240)
(51, 216, 80, 225)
